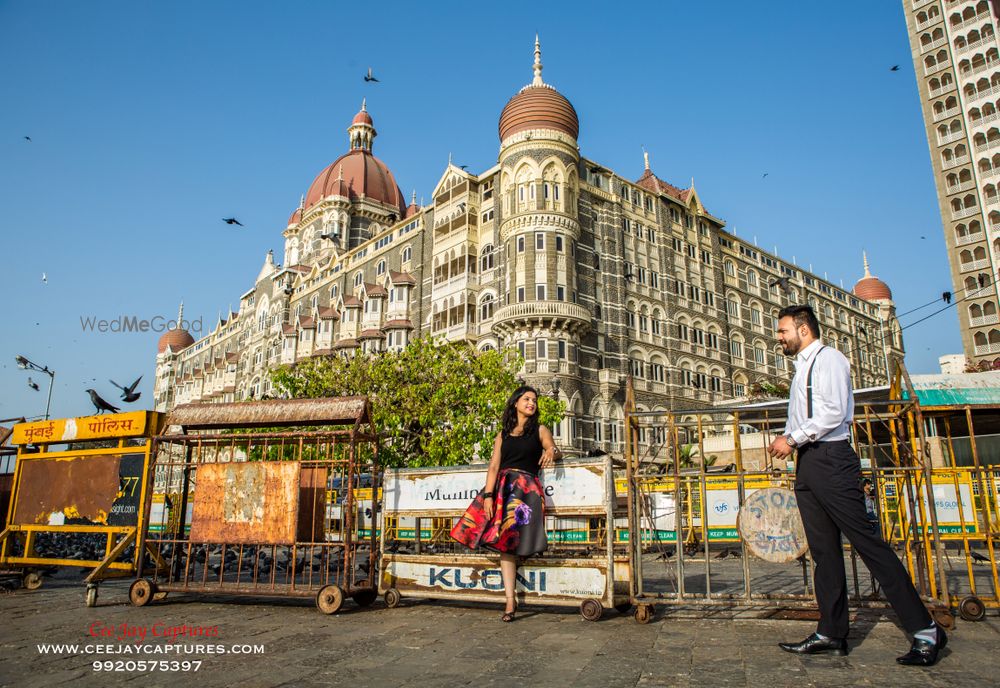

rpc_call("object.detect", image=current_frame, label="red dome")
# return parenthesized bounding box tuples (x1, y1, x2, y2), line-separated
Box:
(304, 149, 405, 214)
(853, 277, 892, 301)
(352, 110, 373, 125)
(499, 84, 578, 142)
(287, 207, 302, 226)
(158, 328, 195, 353)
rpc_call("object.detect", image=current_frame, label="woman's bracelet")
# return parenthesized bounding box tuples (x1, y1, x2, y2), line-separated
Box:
(482, 490, 495, 498)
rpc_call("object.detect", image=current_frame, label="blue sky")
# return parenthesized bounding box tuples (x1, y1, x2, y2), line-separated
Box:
(0, 1, 956, 421)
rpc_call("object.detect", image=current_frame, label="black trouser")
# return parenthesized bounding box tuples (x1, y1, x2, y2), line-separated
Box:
(795, 440, 932, 638)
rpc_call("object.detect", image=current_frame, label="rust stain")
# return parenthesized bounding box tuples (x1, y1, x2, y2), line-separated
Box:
(11, 455, 120, 525)
(165, 397, 370, 430)
(189, 462, 301, 544)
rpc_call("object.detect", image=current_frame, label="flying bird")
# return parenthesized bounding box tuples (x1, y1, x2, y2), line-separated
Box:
(86, 389, 120, 415)
(27, 378, 40, 392)
(364, 67, 379, 82)
(222, 217, 244, 226)
(769, 276, 791, 294)
(890, 65, 900, 72)
(942, 291, 952, 304)
(109, 376, 142, 402)
(459, 164, 468, 170)
(587, 165, 602, 174)
(23, 136, 31, 142)
(41, 272, 47, 284)
(762, 173, 769, 179)
(320, 232, 337, 241)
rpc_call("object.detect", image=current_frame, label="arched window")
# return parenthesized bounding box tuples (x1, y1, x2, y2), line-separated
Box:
(354, 271, 363, 287)
(481, 244, 494, 271)
(376, 260, 386, 276)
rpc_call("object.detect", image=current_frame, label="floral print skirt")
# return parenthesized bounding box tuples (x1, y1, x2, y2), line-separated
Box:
(450, 468, 548, 557)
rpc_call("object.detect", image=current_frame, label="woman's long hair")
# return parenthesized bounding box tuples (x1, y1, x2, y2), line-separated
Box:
(501, 385, 540, 438)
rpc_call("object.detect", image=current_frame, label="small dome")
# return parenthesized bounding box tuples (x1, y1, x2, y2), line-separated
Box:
(852, 253, 892, 301)
(498, 37, 578, 143)
(287, 207, 302, 226)
(158, 328, 194, 354)
(352, 110, 373, 126)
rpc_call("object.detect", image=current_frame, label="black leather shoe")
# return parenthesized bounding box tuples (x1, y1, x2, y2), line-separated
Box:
(896, 628, 947, 666)
(779, 633, 848, 656)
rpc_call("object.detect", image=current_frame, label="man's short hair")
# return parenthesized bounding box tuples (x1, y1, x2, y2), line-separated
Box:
(778, 305, 821, 338)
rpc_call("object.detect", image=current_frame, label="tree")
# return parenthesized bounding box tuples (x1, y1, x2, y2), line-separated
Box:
(748, 380, 790, 400)
(270, 335, 565, 468)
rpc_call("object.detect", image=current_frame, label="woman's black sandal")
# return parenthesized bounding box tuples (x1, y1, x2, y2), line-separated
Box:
(501, 600, 517, 622)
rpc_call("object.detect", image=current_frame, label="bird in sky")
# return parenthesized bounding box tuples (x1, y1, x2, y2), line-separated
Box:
(319, 232, 337, 241)
(920, 235, 926, 239)
(23, 136, 31, 142)
(27, 378, 40, 392)
(459, 164, 468, 170)
(364, 67, 379, 82)
(588, 165, 602, 174)
(222, 217, 244, 226)
(890, 65, 900, 71)
(109, 376, 142, 403)
(41, 272, 47, 284)
(942, 291, 952, 304)
(86, 389, 120, 415)
(762, 173, 769, 179)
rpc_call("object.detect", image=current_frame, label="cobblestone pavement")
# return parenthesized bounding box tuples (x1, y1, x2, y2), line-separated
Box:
(0, 573, 996, 688)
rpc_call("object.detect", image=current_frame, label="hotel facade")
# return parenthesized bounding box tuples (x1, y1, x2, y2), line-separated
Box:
(154, 41, 903, 456)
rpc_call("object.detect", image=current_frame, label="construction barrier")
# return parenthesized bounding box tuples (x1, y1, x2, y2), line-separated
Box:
(134, 397, 380, 614)
(379, 455, 632, 620)
(0, 412, 163, 604)
(622, 366, 999, 625)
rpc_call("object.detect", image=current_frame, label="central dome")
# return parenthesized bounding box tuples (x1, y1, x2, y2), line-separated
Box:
(302, 101, 406, 216)
(498, 37, 578, 143)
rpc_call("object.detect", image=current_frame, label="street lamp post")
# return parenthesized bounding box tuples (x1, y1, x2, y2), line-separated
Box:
(15, 355, 56, 420)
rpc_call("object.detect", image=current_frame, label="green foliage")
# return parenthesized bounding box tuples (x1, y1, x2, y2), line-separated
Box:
(748, 380, 790, 400)
(270, 335, 565, 468)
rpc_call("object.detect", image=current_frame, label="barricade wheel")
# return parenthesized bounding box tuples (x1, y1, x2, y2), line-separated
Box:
(129, 579, 154, 607)
(154, 591, 169, 601)
(932, 609, 955, 629)
(580, 599, 603, 622)
(316, 585, 345, 615)
(384, 588, 402, 608)
(86, 585, 98, 607)
(634, 604, 654, 624)
(959, 596, 986, 622)
(22, 572, 42, 591)
(614, 602, 633, 614)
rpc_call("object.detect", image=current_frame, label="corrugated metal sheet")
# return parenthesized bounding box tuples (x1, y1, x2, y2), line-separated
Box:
(164, 396, 370, 430)
(902, 372, 1000, 407)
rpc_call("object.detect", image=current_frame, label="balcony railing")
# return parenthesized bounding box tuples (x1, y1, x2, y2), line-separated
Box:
(969, 60, 1000, 78)
(492, 301, 592, 330)
(929, 82, 957, 99)
(960, 258, 990, 272)
(946, 180, 975, 194)
(954, 11, 992, 33)
(956, 231, 986, 246)
(921, 36, 948, 54)
(939, 129, 966, 145)
(972, 111, 1000, 128)
(974, 341, 1000, 355)
(957, 35, 994, 57)
(971, 313, 1000, 327)
(934, 105, 962, 122)
(942, 154, 971, 169)
(952, 204, 981, 219)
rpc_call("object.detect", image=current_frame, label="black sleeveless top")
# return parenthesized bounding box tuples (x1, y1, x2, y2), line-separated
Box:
(500, 429, 544, 475)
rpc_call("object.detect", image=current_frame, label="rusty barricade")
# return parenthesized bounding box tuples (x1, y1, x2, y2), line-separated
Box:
(622, 381, 966, 626)
(379, 455, 632, 620)
(133, 396, 379, 614)
(0, 412, 164, 604)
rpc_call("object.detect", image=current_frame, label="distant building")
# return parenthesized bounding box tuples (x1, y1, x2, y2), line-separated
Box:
(902, 0, 1000, 363)
(154, 40, 903, 456)
(939, 353, 968, 374)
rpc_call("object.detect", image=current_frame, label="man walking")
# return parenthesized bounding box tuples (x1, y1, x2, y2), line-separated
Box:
(766, 305, 945, 666)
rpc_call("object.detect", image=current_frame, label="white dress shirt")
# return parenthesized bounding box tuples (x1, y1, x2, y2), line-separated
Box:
(784, 339, 854, 445)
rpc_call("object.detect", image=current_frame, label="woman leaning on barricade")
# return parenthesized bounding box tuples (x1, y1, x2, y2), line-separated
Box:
(450, 385, 559, 621)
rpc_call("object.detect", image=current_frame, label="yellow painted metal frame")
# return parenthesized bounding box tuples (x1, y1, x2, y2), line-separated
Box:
(0, 412, 165, 585)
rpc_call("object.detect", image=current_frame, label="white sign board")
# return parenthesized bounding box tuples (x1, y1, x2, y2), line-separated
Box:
(384, 461, 608, 513)
(383, 559, 607, 597)
(904, 481, 976, 531)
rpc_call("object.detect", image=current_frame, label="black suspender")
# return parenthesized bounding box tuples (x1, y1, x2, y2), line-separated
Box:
(805, 346, 827, 420)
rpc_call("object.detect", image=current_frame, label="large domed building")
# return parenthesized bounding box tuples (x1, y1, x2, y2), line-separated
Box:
(154, 39, 903, 454)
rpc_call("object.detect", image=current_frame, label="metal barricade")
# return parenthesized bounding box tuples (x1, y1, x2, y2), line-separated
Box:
(133, 397, 380, 614)
(379, 455, 632, 620)
(623, 380, 961, 626)
(0, 412, 163, 605)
